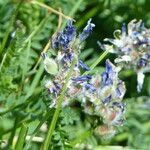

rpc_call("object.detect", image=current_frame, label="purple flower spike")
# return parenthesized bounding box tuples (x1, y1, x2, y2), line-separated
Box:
(101, 20, 150, 92)
(46, 81, 61, 97)
(138, 58, 147, 67)
(63, 20, 76, 41)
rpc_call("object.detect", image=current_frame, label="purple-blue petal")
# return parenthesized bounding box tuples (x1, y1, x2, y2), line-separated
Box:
(84, 83, 96, 92)
(78, 60, 90, 71)
(79, 19, 95, 42)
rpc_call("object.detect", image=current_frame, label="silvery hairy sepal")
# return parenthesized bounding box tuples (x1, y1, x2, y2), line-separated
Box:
(100, 19, 150, 92)
(41, 53, 58, 75)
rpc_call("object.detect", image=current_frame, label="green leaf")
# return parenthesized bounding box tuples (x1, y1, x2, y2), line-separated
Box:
(15, 123, 28, 150)
(60, 107, 79, 125)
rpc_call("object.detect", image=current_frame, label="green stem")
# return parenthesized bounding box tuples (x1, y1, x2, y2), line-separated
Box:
(25, 63, 44, 99)
(84, 50, 109, 75)
(90, 50, 109, 70)
(17, 14, 49, 53)
(24, 112, 51, 150)
(0, 53, 7, 72)
(43, 58, 77, 150)
(0, 1, 22, 54)
(62, 0, 83, 28)
(15, 123, 28, 150)
(7, 117, 18, 148)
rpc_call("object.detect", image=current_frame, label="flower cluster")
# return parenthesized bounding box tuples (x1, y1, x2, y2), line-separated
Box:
(43, 19, 95, 107)
(42, 19, 126, 138)
(81, 60, 126, 117)
(100, 20, 150, 92)
(78, 60, 126, 137)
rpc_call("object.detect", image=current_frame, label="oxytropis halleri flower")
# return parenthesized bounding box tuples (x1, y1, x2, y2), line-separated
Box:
(42, 19, 126, 138)
(79, 60, 126, 132)
(42, 19, 95, 107)
(100, 19, 150, 92)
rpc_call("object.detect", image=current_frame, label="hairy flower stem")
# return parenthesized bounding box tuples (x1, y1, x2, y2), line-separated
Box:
(43, 58, 77, 150)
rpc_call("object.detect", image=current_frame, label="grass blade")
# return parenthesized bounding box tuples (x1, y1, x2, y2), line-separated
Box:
(15, 123, 28, 150)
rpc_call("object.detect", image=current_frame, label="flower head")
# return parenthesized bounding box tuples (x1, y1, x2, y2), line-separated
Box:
(79, 60, 126, 127)
(101, 19, 150, 92)
(43, 19, 95, 108)
(43, 20, 126, 137)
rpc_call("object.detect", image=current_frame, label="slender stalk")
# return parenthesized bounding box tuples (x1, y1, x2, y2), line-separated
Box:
(84, 50, 109, 75)
(90, 50, 109, 70)
(62, 0, 83, 28)
(33, 41, 50, 71)
(18, 15, 49, 53)
(15, 123, 28, 150)
(7, 117, 18, 147)
(0, 1, 22, 54)
(24, 112, 51, 150)
(0, 53, 7, 72)
(30, 0, 74, 21)
(25, 63, 44, 99)
(22, 40, 31, 83)
(33, 8, 63, 71)
(43, 58, 77, 150)
(56, 8, 63, 32)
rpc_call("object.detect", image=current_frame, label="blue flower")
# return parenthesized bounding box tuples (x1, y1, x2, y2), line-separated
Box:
(78, 60, 90, 71)
(63, 20, 76, 41)
(72, 75, 92, 83)
(101, 60, 117, 86)
(145, 53, 150, 59)
(61, 52, 74, 64)
(121, 23, 126, 36)
(115, 80, 126, 99)
(84, 83, 96, 92)
(112, 102, 125, 113)
(79, 19, 95, 42)
(52, 20, 76, 50)
(47, 81, 62, 97)
(138, 58, 147, 67)
(101, 20, 150, 92)
(102, 95, 112, 105)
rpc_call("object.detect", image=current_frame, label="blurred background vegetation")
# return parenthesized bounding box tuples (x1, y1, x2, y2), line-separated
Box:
(0, 0, 150, 149)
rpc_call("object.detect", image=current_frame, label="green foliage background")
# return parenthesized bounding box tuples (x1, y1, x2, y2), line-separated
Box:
(0, 0, 150, 149)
